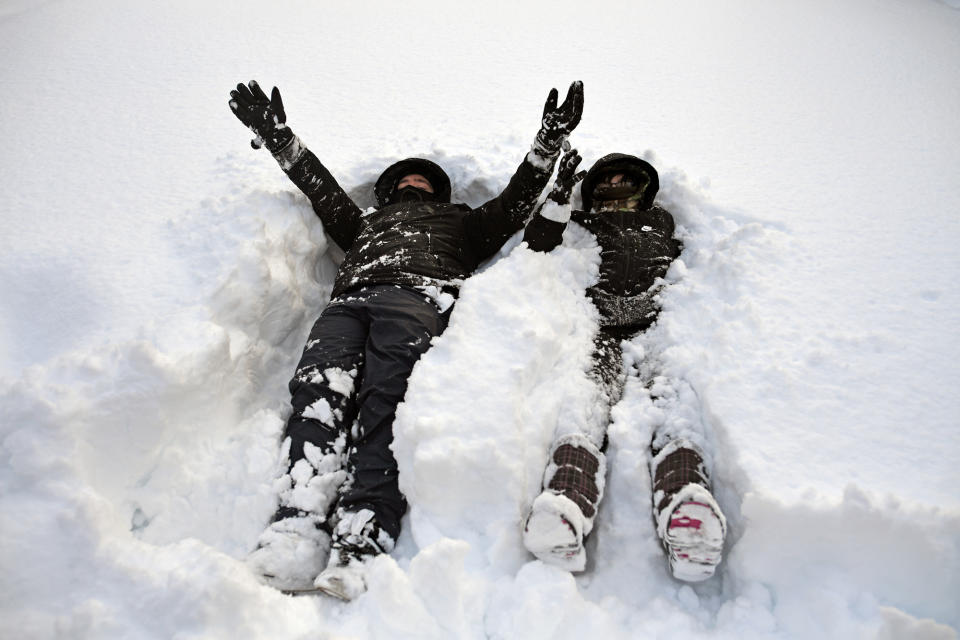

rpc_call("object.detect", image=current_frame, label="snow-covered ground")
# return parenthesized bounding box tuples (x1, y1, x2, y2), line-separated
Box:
(2, 0, 959, 638)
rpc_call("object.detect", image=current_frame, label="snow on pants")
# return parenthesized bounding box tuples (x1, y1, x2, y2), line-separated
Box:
(589, 325, 716, 524)
(587, 323, 714, 461)
(557, 325, 635, 449)
(284, 285, 449, 541)
(539, 321, 715, 523)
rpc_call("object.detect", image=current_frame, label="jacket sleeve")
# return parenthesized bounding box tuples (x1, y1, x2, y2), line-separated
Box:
(652, 206, 683, 260)
(270, 134, 364, 251)
(463, 149, 558, 261)
(521, 201, 568, 252)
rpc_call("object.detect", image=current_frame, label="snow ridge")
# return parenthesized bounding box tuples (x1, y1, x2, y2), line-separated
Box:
(2, 157, 958, 639)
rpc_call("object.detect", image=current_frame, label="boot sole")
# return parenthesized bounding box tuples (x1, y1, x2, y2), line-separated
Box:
(664, 501, 725, 582)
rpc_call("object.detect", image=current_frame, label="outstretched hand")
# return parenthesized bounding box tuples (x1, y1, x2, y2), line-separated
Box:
(546, 149, 587, 205)
(536, 81, 584, 155)
(228, 80, 292, 151)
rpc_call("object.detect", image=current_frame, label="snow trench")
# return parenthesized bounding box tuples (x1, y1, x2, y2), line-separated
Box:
(1, 153, 957, 639)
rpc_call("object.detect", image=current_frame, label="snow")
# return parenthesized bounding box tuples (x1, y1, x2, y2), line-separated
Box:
(2, 0, 959, 638)
(538, 199, 572, 223)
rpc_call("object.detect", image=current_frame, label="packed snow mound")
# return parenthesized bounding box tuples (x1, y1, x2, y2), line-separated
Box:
(3, 0, 960, 634)
(3, 152, 957, 639)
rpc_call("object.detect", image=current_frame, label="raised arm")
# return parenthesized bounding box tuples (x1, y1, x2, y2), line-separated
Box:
(229, 80, 363, 250)
(465, 82, 584, 260)
(522, 149, 586, 252)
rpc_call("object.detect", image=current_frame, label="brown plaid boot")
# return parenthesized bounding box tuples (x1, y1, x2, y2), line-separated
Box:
(651, 439, 726, 581)
(523, 434, 606, 571)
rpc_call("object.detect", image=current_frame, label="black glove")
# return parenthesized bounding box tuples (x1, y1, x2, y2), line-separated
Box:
(534, 81, 584, 156)
(546, 149, 586, 205)
(228, 80, 293, 151)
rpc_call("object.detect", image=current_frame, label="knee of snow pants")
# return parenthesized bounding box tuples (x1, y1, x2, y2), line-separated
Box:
(553, 327, 629, 452)
(285, 305, 367, 467)
(590, 326, 631, 409)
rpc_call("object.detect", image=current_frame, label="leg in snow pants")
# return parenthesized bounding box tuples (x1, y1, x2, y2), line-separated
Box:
(283, 285, 448, 542)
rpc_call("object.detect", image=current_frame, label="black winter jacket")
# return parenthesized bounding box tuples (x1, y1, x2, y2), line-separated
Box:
(523, 206, 682, 330)
(272, 136, 554, 300)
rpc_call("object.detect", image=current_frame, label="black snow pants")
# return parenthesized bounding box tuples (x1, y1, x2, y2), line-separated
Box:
(590, 324, 643, 413)
(284, 285, 449, 541)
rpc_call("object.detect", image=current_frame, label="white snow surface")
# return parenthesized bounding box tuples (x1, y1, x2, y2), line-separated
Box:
(2, 0, 959, 638)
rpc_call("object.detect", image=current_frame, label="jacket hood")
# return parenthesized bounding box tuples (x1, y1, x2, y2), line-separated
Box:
(374, 158, 452, 207)
(580, 153, 659, 212)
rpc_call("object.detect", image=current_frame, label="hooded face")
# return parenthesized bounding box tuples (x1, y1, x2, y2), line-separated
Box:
(390, 173, 437, 204)
(397, 174, 434, 193)
(592, 170, 651, 212)
(374, 159, 451, 207)
(579, 154, 660, 213)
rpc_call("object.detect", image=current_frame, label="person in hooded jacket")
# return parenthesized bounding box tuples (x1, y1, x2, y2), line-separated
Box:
(521, 150, 727, 582)
(227, 80, 583, 599)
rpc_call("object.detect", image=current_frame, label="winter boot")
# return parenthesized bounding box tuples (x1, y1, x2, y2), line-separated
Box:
(651, 439, 726, 582)
(523, 434, 606, 571)
(247, 506, 331, 591)
(312, 508, 395, 601)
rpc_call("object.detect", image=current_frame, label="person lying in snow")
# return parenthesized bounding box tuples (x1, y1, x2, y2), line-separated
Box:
(228, 79, 583, 599)
(521, 150, 727, 582)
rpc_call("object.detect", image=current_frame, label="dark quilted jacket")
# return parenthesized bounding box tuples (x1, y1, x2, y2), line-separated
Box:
(273, 137, 554, 299)
(523, 205, 682, 330)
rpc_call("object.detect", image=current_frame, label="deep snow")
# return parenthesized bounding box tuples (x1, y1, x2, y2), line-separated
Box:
(2, 0, 959, 638)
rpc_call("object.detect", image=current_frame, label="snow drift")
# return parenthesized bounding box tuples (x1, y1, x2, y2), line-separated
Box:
(2, 0, 959, 638)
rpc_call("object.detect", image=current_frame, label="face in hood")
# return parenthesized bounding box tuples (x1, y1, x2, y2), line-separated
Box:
(374, 158, 452, 207)
(579, 153, 660, 213)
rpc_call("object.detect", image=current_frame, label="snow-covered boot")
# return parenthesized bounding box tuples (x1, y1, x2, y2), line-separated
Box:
(249, 438, 349, 591)
(312, 508, 395, 601)
(247, 506, 331, 591)
(523, 434, 606, 571)
(651, 439, 726, 582)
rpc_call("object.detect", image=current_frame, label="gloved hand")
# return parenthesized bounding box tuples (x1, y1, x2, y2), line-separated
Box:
(534, 148, 585, 225)
(546, 149, 586, 205)
(228, 80, 293, 151)
(534, 81, 584, 156)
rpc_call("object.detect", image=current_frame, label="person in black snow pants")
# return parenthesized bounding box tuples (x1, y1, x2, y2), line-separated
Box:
(520, 150, 727, 582)
(228, 80, 584, 599)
